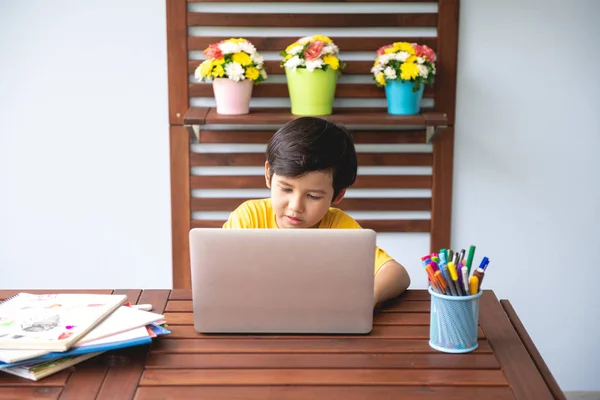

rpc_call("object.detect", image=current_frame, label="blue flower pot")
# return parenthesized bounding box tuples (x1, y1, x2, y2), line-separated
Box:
(384, 80, 424, 115)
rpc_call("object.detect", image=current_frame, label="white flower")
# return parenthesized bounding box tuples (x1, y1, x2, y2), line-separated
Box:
(239, 41, 256, 55)
(298, 36, 311, 45)
(417, 64, 429, 78)
(260, 69, 268, 79)
(377, 54, 392, 65)
(417, 56, 425, 64)
(305, 59, 324, 71)
(225, 62, 245, 81)
(284, 55, 304, 70)
(322, 44, 339, 55)
(288, 45, 304, 56)
(384, 66, 397, 80)
(251, 53, 264, 67)
(219, 41, 241, 55)
(371, 64, 383, 74)
(395, 51, 410, 62)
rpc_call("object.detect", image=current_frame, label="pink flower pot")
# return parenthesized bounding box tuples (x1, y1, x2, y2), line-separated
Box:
(212, 78, 253, 115)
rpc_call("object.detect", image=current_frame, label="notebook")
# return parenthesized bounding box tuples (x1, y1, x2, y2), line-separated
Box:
(0, 351, 104, 381)
(0, 293, 127, 351)
(0, 304, 163, 363)
(189, 228, 376, 334)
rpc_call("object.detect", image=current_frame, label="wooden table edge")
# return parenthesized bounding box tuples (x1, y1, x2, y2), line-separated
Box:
(500, 299, 566, 400)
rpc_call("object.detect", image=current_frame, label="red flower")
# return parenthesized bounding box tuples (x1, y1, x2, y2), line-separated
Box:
(376, 45, 393, 56)
(203, 43, 223, 60)
(414, 44, 436, 62)
(304, 41, 325, 61)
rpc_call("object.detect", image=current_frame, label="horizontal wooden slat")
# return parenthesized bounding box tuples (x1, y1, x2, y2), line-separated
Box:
(191, 197, 431, 212)
(189, 82, 434, 99)
(161, 323, 484, 340)
(188, 0, 438, 3)
(188, 13, 438, 28)
(191, 175, 431, 189)
(164, 311, 431, 326)
(135, 386, 515, 400)
(190, 152, 432, 167)
(152, 338, 493, 354)
(145, 352, 500, 370)
(0, 387, 63, 400)
(191, 219, 430, 232)
(194, 129, 427, 144)
(167, 288, 431, 301)
(166, 300, 430, 315)
(184, 107, 446, 126)
(140, 368, 506, 386)
(188, 36, 438, 52)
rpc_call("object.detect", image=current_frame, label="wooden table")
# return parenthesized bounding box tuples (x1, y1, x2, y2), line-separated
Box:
(0, 289, 564, 400)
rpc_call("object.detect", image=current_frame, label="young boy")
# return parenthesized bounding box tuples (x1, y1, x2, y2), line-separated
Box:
(223, 117, 411, 309)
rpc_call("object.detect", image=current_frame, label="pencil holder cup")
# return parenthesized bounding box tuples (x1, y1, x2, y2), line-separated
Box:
(428, 286, 482, 353)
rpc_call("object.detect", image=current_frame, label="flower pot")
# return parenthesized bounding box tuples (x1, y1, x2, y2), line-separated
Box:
(384, 80, 424, 115)
(212, 78, 253, 115)
(285, 68, 337, 116)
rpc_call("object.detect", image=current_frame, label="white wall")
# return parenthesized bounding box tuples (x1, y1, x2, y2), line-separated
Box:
(1, 0, 598, 392)
(0, 0, 171, 289)
(453, 0, 600, 392)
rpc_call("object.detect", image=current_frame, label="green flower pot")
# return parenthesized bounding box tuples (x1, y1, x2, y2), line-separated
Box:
(285, 67, 337, 116)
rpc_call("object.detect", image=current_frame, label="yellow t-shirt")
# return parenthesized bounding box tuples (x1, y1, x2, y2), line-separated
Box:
(222, 198, 393, 274)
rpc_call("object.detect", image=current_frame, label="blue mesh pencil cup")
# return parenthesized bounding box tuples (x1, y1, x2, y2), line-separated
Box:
(428, 286, 482, 353)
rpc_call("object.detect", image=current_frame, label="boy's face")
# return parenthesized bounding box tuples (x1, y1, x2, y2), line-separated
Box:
(265, 162, 345, 229)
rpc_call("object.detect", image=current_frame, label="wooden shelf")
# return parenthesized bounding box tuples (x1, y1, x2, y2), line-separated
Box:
(183, 107, 447, 143)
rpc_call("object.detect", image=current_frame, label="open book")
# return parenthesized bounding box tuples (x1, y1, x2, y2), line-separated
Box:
(0, 293, 127, 351)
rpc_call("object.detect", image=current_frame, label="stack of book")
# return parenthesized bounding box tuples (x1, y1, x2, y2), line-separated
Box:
(0, 292, 169, 381)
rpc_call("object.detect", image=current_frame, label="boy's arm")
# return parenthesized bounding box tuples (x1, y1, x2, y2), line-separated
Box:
(373, 260, 411, 310)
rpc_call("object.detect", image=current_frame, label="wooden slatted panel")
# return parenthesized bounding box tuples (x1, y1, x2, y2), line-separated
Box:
(189, 82, 435, 99)
(195, 129, 427, 144)
(188, 36, 438, 52)
(191, 197, 431, 212)
(190, 152, 433, 167)
(187, 13, 437, 28)
(189, 0, 438, 3)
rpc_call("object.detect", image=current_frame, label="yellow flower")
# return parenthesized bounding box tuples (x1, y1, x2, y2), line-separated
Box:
(393, 42, 416, 55)
(376, 72, 386, 86)
(228, 38, 247, 44)
(285, 42, 301, 53)
(400, 62, 419, 80)
(232, 52, 253, 66)
(245, 66, 260, 80)
(212, 65, 225, 78)
(406, 55, 417, 64)
(323, 55, 340, 70)
(312, 35, 333, 44)
(213, 57, 225, 65)
(384, 47, 398, 54)
(198, 59, 213, 77)
(284, 54, 292, 62)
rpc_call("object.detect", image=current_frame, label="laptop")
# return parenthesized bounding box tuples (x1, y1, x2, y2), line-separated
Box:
(189, 228, 376, 334)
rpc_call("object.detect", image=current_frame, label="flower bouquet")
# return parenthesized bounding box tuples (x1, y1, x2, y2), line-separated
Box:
(194, 38, 267, 115)
(371, 42, 436, 115)
(280, 35, 343, 116)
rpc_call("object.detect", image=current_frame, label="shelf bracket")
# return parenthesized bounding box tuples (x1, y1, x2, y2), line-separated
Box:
(184, 124, 201, 142)
(426, 124, 447, 143)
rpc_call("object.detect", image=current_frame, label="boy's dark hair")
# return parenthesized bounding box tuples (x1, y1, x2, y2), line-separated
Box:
(266, 117, 357, 199)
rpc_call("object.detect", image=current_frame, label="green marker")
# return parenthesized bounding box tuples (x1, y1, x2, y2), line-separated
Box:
(466, 245, 476, 275)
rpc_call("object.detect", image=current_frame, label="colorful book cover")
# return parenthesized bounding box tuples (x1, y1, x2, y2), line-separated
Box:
(0, 293, 127, 351)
